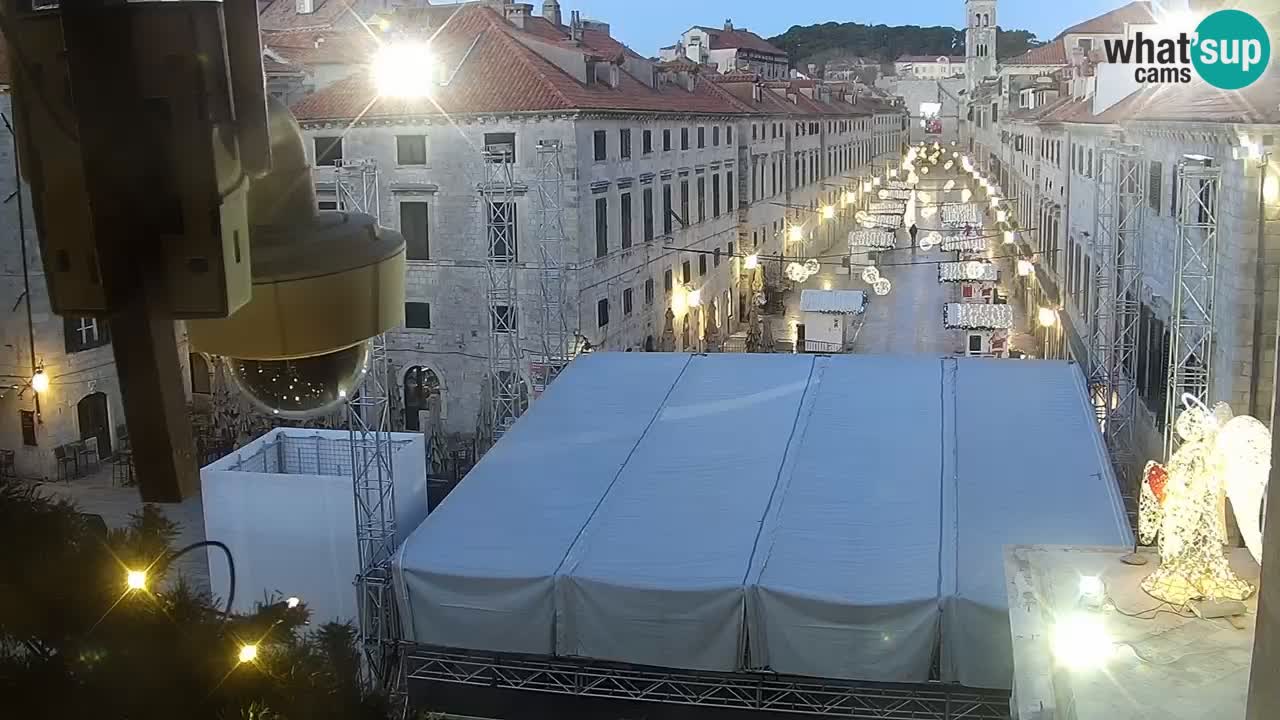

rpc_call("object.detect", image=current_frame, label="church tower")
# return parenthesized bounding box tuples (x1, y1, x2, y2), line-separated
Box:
(965, 0, 997, 89)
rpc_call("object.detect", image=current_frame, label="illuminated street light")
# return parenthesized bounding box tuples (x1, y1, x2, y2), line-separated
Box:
(822, 205, 836, 220)
(873, 176, 882, 186)
(372, 41, 434, 98)
(31, 368, 49, 393)
(238, 644, 259, 664)
(787, 225, 805, 243)
(1038, 307, 1059, 328)
(944, 179, 955, 191)
(862, 180, 873, 193)
(744, 254, 759, 270)
(1003, 230, 1015, 244)
(1017, 259, 1034, 277)
(996, 209, 1008, 223)
(125, 569, 147, 591)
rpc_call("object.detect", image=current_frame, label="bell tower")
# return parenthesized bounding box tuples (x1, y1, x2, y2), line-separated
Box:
(965, 0, 997, 90)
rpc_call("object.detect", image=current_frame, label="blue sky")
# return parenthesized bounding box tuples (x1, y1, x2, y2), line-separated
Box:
(511, 1, 1127, 55)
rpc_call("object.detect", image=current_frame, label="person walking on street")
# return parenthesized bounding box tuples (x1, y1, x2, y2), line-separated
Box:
(909, 222, 919, 248)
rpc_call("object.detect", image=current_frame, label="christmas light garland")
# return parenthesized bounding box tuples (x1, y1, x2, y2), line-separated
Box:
(938, 261, 998, 283)
(941, 235, 988, 253)
(942, 302, 1014, 330)
(848, 229, 898, 249)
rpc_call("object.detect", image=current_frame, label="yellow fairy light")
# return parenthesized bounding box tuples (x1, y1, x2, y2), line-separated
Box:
(822, 205, 835, 220)
(1038, 307, 1058, 328)
(126, 569, 147, 591)
(1017, 259, 1034, 276)
(31, 369, 49, 394)
(743, 254, 759, 270)
(238, 644, 259, 663)
(787, 225, 804, 243)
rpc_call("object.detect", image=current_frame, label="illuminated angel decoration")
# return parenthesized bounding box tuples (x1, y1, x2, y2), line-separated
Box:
(1139, 395, 1270, 605)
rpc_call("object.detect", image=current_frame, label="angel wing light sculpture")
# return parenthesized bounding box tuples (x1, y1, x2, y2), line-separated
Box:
(1138, 395, 1270, 605)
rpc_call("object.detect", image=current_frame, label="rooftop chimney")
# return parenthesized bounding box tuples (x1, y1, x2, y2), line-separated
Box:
(542, 0, 561, 26)
(504, 2, 533, 29)
(570, 10, 583, 43)
(724, 19, 733, 31)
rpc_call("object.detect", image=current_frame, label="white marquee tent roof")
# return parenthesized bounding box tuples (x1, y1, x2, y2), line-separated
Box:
(395, 353, 1131, 690)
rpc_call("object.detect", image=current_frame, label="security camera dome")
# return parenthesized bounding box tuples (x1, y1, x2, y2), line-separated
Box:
(188, 98, 405, 414)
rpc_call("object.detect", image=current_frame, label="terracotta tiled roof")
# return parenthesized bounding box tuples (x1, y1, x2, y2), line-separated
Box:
(290, 6, 757, 122)
(711, 72, 760, 83)
(1004, 39, 1067, 66)
(263, 30, 377, 66)
(1059, 1, 1154, 37)
(692, 26, 786, 56)
(1039, 97, 1106, 124)
(1094, 75, 1280, 125)
(896, 55, 965, 63)
(258, 0, 368, 31)
(263, 56, 303, 75)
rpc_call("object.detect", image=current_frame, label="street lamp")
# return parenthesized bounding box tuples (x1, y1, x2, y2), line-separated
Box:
(238, 643, 259, 664)
(30, 368, 49, 394)
(1038, 307, 1058, 328)
(743, 254, 759, 270)
(1017, 259, 1034, 277)
(822, 205, 835, 220)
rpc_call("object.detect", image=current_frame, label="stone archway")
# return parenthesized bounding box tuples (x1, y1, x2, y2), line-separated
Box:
(403, 366, 443, 432)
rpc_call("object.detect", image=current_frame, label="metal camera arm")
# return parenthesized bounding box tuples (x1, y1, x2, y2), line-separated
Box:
(2, 0, 270, 502)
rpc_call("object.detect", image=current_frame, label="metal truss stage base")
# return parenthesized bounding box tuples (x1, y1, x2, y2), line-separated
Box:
(406, 647, 1010, 720)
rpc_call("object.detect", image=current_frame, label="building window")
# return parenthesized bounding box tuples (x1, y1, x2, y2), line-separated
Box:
(680, 180, 690, 225)
(620, 128, 632, 159)
(682, 260, 691, 283)
(483, 132, 516, 162)
(712, 125, 720, 146)
(593, 130, 607, 161)
(405, 302, 432, 329)
(727, 170, 735, 211)
(396, 135, 427, 165)
(643, 188, 654, 242)
(314, 136, 343, 165)
(1078, 38, 1094, 54)
(400, 201, 430, 260)
(727, 241, 734, 262)
(664, 268, 673, 293)
(699, 254, 707, 276)
(595, 196, 609, 258)
(645, 278, 655, 305)
(643, 129, 653, 154)
(697, 176, 706, 222)
(623, 288, 634, 315)
(713, 246, 721, 267)
(726, 125, 733, 144)
(752, 124, 758, 141)
(620, 192, 633, 249)
(65, 316, 109, 353)
(991, 103, 999, 123)
(664, 129, 672, 151)
(487, 200, 517, 260)
(597, 298, 610, 328)
(1148, 161, 1163, 212)
(697, 126, 706, 148)
(190, 353, 212, 395)
(663, 185, 674, 234)
(681, 127, 689, 150)
(491, 305, 516, 333)
(20, 410, 36, 446)
(712, 174, 721, 217)
(318, 200, 338, 210)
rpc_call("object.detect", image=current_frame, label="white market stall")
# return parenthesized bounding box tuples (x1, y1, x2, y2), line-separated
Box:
(395, 353, 1131, 691)
(943, 302, 1015, 357)
(798, 289, 866, 353)
(939, 260, 999, 303)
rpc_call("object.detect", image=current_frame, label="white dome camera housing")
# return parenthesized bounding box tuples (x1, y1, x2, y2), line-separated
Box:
(188, 98, 405, 418)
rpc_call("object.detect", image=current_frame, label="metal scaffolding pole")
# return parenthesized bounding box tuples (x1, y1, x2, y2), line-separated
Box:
(481, 141, 523, 450)
(1109, 145, 1146, 478)
(349, 333, 404, 708)
(1088, 150, 1119, 438)
(533, 140, 570, 397)
(1165, 159, 1220, 457)
(336, 158, 379, 216)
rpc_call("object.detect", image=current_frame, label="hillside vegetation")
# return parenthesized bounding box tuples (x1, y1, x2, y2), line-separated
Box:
(768, 22, 1043, 68)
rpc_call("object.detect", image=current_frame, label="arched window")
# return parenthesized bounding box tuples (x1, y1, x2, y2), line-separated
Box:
(189, 353, 211, 395)
(983, 13, 990, 27)
(975, 12, 980, 26)
(403, 366, 442, 431)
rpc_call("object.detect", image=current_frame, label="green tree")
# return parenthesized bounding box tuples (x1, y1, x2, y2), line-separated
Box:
(768, 22, 1043, 69)
(0, 482, 387, 719)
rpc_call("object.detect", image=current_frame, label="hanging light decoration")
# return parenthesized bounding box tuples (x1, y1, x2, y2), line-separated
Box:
(889, 167, 899, 178)
(1017, 259, 1034, 277)
(878, 189, 889, 200)
(920, 165, 930, 175)
(944, 179, 956, 191)
(862, 180, 873, 193)
(1003, 230, 1015, 245)
(997, 209, 1008, 223)
(873, 277, 892, 296)
(944, 160, 954, 170)
(803, 258, 820, 275)
(788, 224, 805, 243)
(842, 191, 856, 206)
(961, 188, 973, 202)
(873, 176, 882, 186)
(861, 265, 881, 284)
(744, 254, 760, 270)
(918, 231, 941, 251)
(907, 172, 920, 185)
(822, 205, 836, 220)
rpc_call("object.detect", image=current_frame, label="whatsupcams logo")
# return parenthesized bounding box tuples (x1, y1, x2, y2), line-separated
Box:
(1102, 9, 1271, 90)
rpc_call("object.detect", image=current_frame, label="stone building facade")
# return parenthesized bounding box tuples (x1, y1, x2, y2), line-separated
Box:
(960, 0, 1280, 465)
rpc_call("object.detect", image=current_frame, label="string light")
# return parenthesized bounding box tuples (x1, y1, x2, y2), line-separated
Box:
(941, 235, 987, 253)
(938, 261, 997, 283)
(1038, 307, 1058, 328)
(238, 644, 259, 664)
(872, 277, 892, 296)
(126, 569, 147, 591)
(787, 225, 805, 243)
(861, 266, 881, 284)
(943, 302, 1013, 330)
(918, 232, 941, 251)
(941, 204, 981, 226)
(31, 368, 49, 393)
(743, 254, 759, 270)
(848, 229, 897, 249)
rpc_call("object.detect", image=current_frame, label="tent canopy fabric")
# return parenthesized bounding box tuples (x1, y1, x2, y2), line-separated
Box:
(394, 353, 1132, 689)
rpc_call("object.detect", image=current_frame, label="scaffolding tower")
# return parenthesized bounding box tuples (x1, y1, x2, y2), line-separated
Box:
(349, 333, 404, 707)
(481, 141, 523, 448)
(1165, 159, 1220, 457)
(532, 140, 570, 396)
(1089, 144, 1147, 489)
(335, 158, 380, 216)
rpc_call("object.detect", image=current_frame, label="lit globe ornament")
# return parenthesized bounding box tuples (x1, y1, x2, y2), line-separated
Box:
(944, 160, 954, 170)
(944, 179, 956, 191)
(878, 189, 889, 200)
(919, 232, 941, 251)
(861, 266, 881, 284)
(803, 259, 821, 274)
(873, 278, 892, 296)
(920, 166, 930, 175)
